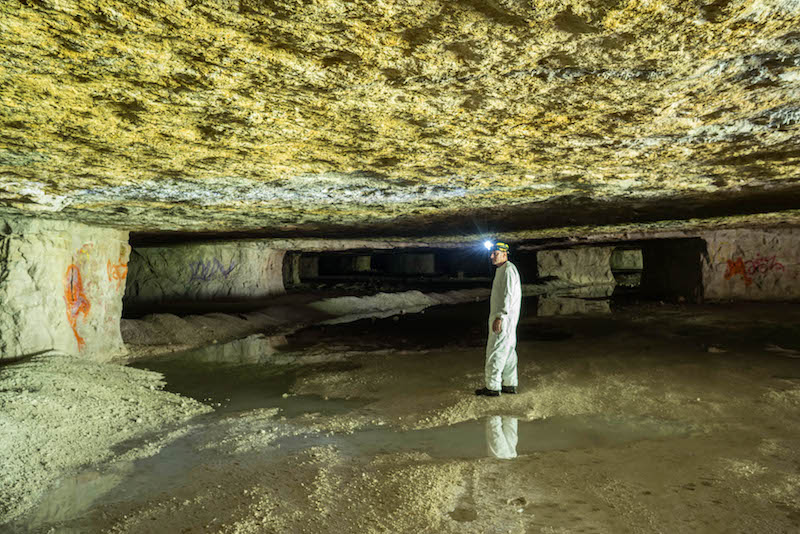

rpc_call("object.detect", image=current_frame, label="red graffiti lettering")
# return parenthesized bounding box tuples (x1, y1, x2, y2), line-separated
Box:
(724, 253, 785, 286)
(64, 264, 91, 350)
(744, 254, 784, 276)
(107, 260, 128, 290)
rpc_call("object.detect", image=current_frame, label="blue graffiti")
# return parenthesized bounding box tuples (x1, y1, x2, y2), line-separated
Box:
(188, 258, 237, 282)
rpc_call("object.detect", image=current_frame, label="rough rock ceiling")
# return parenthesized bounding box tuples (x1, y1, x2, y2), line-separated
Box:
(1, 0, 799, 237)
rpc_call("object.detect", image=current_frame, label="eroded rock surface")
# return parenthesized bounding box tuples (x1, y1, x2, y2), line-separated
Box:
(125, 241, 286, 306)
(1, 1, 799, 233)
(537, 246, 615, 288)
(0, 217, 129, 360)
(703, 227, 800, 300)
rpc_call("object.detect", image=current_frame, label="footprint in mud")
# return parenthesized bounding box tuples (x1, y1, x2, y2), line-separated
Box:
(450, 471, 479, 522)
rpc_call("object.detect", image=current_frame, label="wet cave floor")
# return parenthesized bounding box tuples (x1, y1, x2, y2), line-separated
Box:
(9, 300, 800, 534)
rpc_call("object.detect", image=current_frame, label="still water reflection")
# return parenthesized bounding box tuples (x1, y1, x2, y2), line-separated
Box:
(486, 416, 518, 459)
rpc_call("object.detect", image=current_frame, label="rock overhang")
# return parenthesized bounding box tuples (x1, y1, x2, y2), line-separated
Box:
(1, 0, 799, 237)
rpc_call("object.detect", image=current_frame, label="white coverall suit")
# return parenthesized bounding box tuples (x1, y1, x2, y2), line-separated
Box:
(485, 260, 522, 391)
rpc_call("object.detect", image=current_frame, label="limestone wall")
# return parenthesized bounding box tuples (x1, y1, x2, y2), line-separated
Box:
(283, 252, 301, 288)
(537, 247, 615, 287)
(0, 217, 130, 361)
(125, 241, 285, 306)
(610, 249, 643, 271)
(703, 229, 800, 301)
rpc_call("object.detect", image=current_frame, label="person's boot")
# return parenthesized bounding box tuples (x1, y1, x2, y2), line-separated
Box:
(475, 387, 500, 397)
(501, 386, 517, 394)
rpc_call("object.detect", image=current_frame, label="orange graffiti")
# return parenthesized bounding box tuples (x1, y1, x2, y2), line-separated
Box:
(107, 260, 128, 290)
(64, 264, 91, 350)
(724, 258, 753, 286)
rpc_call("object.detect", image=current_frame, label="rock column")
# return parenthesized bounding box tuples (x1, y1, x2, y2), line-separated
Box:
(703, 228, 800, 301)
(0, 217, 130, 361)
(125, 241, 286, 307)
(537, 247, 616, 297)
(283, 252, 302, 288)
(353, 255, 372, 272)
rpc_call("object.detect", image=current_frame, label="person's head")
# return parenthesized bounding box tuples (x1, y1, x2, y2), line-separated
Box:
(490, 242, 510, 266)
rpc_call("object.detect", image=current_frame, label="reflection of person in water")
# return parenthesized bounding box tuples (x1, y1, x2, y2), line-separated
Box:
(486, 416, 518, 459)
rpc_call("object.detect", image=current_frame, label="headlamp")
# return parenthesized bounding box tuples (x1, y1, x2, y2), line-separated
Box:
(483, 240, 493, 250)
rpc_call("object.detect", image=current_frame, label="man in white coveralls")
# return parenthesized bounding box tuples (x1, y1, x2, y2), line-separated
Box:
(476, 241, 522, 397)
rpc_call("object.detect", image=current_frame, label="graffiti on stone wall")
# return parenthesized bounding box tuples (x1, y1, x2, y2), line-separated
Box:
(77, 243, 93, 262)
(724, 254, 785, 286)
(64, 264, 91, 350)
(107, 259, 128, 290)
(188, 258, 237, 282)
(708, 241, 734, 264)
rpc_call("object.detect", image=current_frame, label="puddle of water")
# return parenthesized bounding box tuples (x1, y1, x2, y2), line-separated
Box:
(9, 323, 688, 533)
(5, 432, 209, 534)
(285, 296, 616, 355)
(275, 413, 690, 460)
(129, 339, 366, 418)
(6, 412, 689, 533)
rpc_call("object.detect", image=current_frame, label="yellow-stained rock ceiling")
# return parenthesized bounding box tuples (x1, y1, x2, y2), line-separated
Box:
(1, 0, 799, 236)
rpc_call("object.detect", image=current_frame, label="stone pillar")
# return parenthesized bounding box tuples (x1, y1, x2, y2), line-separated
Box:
(610, 248, 643, 287)
(125, 241, 285, 306)
(537, 247, 616, 286)
(610, 249, 643, 271)
(299, 256, 319, 279)
(0, 217, 130, 361)
(283, 252, 301, 288)
(702, 228, 800, 301)
(353, 255, 371, 272)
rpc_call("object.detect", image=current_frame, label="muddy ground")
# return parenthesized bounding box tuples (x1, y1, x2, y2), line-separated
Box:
(2, 299, 800, 533)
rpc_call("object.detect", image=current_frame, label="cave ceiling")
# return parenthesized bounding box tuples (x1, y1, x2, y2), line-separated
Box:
(1, 0, 799, 239)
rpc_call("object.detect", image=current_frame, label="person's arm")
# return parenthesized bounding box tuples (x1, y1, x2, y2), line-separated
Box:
(492, 267, 515, 333)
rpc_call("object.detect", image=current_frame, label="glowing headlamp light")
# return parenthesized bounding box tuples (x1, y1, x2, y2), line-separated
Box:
(484, 240, 493, 250)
